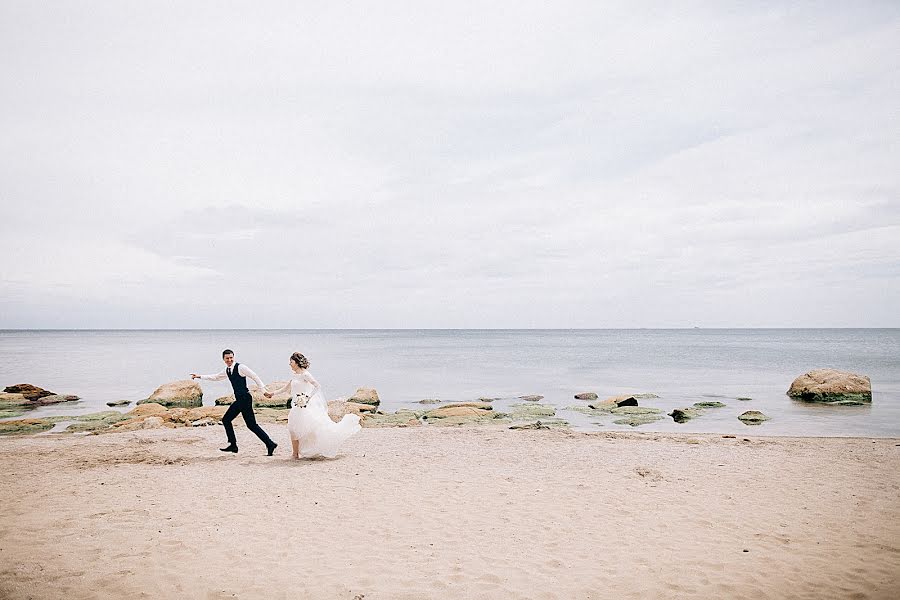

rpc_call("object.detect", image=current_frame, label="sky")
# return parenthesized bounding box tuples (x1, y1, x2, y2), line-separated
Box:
(1, 1, 898, 328)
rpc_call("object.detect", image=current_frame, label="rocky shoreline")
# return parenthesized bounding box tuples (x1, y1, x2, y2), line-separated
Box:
(0, 368, 877, 437)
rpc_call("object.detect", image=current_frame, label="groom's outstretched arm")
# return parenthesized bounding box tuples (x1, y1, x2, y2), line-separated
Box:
(190, 369, 226, 381)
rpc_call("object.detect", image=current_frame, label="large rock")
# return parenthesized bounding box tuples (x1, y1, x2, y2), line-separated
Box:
(3, 384, 55, 400)
(0, 386, 79, 408)
(787, 369, 872, 403)
(327, 399, 376, 421)
(574, 392, 598, 400)
(349, 388, 380, 406)
(139, 380, 203, 407)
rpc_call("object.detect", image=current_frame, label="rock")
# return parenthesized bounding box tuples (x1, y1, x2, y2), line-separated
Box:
(418, 398, 442, 404)
(478, 397, 500, 402)
(632, 393, 660, 399)
(0, 388, 79, 411)
(31, 394, 80, 406)
(787, 369, 871, 403)
(597, 395, 639, 407)
(610, 407, 661, 415)
(142, 416, 165, 429)
(669, 408, 701, 423)
(738, 411, 770, 424)
(106, 400, 131, 407)
(613, 414, 665, 427)
(518, 395, 544, 402)
(442, 402, 493, 410)
(327, 400, 376, 421)
(0, 392, 31, 407)
(566, 405, 614, 417)
(693, 401, 726, 408)
(424, 406, 493, 419)
(510, 421, 550, 430)
(422, 405, 508, 426)
(3, 384, 55, 400)
(0, 418, 55, 436)
(65, 412, 130, 434)
(139, 380, 203, 407)
(127, 403, 168, 417)
(737, 397, 752, 401)
(574, 392, 598, 400)
(361, 410, 422, 428)
(349, 388, 380, 406)
(510, 404, 557, 419)
(191, 418, 216, 427)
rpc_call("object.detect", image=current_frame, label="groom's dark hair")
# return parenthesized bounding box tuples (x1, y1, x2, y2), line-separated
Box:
(222, 349, 234, 358)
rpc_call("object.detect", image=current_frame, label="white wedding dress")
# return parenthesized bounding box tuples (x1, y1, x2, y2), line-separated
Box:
(284, 372, 361, 458)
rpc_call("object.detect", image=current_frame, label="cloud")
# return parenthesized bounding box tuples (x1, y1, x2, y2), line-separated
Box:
(0, 2, 898, 327)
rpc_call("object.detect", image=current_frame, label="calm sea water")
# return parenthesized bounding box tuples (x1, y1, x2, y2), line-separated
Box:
(1, 329, 898, 437)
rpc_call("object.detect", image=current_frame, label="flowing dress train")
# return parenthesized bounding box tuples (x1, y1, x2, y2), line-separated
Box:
(286, 373, 361, 458)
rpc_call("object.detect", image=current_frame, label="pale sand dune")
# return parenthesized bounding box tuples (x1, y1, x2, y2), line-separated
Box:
(1, 425, 898, 599)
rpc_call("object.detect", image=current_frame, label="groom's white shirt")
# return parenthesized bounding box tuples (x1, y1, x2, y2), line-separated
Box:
(198, 363, 267, 391)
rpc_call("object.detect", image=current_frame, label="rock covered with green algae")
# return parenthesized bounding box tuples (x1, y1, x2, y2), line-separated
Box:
(613, 414, 665, 427)
(422, 405, 510, 427)
(0, 418, 56, 436)
(693, 401, 726, 408)
(669, 408, 702, 423)
(510, 403, 556, 418)
(738, 410, 771, 424)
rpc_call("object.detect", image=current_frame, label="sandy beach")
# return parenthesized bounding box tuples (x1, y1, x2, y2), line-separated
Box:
(1, 425, 898, 599)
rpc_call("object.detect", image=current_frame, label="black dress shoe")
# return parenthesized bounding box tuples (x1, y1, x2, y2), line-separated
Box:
(220, 444, 238, 453)
(266, 442, 278, 456)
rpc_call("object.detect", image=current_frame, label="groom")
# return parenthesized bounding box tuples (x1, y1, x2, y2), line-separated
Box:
(191, 349, 278, 456)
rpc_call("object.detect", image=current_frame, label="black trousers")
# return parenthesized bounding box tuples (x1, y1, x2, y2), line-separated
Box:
(222, 394, 274, 447)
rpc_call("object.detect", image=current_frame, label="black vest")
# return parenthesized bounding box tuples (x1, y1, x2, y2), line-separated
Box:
(227, 363, 250, 398)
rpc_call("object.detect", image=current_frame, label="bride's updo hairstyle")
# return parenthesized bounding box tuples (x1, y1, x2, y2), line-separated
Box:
(290, 352, 309, 370)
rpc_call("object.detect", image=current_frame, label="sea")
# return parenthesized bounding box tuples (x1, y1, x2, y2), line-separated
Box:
(1, 329, 898, 437)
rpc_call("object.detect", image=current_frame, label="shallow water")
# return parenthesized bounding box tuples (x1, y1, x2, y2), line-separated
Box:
(1, 329, 898, 436)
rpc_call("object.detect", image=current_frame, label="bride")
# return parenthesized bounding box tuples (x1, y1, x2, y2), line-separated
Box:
(269, 352, 361, 459)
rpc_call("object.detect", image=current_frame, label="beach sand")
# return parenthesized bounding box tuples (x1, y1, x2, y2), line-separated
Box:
(1, 425, 898, 599)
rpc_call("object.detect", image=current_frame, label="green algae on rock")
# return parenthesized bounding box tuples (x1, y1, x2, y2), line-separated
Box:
(0, 418, 55, 436)
(609, 406, 662, 415)
(613, 414, 665, 427)
(669, 408, 702, 423)
(693, 401, 726, 408)
(738, 410, 770, 424)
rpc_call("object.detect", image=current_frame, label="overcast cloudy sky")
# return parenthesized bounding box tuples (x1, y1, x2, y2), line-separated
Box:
(1, 1, 898, 328)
